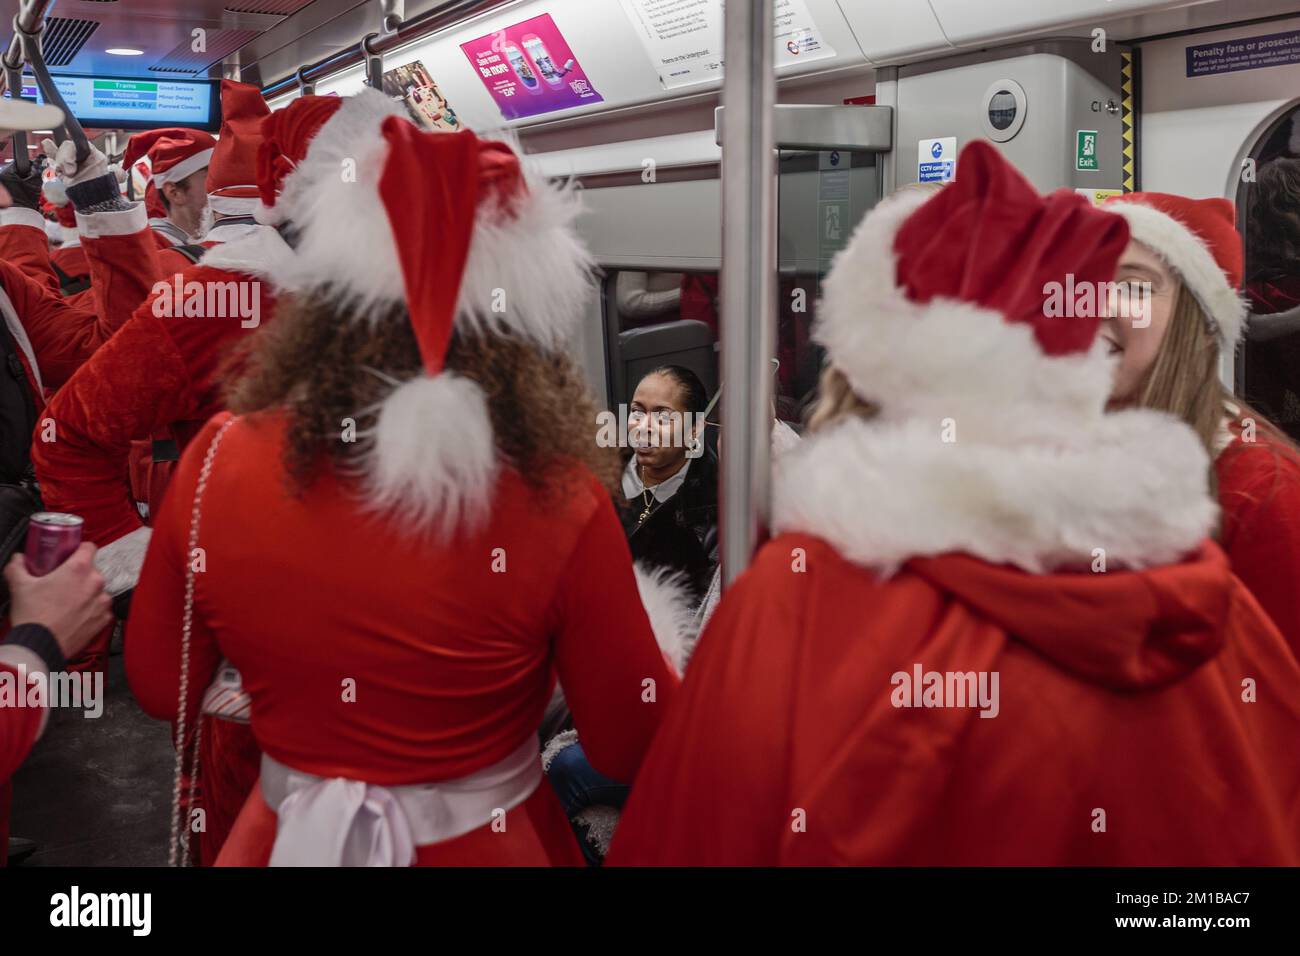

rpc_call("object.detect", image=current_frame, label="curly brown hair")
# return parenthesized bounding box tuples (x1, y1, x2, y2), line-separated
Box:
(223, 291, 621, 500)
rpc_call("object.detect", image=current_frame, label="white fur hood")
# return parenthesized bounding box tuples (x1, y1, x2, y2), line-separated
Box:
(773, 402, 1217, 576)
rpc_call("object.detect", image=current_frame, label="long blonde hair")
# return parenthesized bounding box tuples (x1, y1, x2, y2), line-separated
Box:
(1135, 282, 1300, 505)
(1135, 285, 1225, 456)
(806, 365, 878, 432)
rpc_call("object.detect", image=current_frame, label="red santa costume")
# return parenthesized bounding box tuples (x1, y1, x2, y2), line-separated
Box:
(607, 141, 1300, 866)
(42, 184, 88, 291)
(126, 113, 685, 867)
(0, 169, 197, 321)
(28, 86, 341, 860)
(0, 631, 55, 865)
(122, 127, 217, 247)
(1104, 193, 1300, 654)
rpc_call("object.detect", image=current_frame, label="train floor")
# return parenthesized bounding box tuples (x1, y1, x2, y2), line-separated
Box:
(8, 633, 173, 867)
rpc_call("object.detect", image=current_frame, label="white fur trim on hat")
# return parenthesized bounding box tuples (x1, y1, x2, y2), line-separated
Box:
(152, 147, 214, 188)
(207, 193, 260, 216)
(200, 224, 297, 286)
(1107, 200, 1248, 347)
(774, 406, 1214, 575)
(817, 189, 1117, 434)
(360, 371, 499, 538)
(269, 88, 594, 353)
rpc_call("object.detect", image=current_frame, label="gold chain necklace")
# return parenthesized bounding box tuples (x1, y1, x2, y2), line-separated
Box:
(637, 466, 656, 525)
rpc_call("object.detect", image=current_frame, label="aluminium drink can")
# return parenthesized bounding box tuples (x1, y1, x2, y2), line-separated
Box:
(24, 512, 83, 577)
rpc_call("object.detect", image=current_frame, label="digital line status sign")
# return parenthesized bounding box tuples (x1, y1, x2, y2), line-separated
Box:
(7, 74, 220, 131)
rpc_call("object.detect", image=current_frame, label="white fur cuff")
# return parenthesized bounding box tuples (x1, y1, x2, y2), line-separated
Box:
(76, 204, 147, 239)
(0, 207, 46, 230)
(633, 564, 696, 673)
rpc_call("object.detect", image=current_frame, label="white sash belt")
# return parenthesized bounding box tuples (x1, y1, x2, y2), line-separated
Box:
(261, 737, 542, 867)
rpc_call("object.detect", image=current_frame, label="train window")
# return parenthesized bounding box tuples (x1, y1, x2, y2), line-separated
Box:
(775, 148, 879, 422)
(1238, 104, 1300, 441)
(981, 79, 1028, 143)
(604, 269, 720, 412)
(601, 149, 877, 427)
(988, 90, 1018, 131)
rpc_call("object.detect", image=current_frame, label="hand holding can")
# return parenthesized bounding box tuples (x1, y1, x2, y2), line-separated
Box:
(24, 512, 85, 577)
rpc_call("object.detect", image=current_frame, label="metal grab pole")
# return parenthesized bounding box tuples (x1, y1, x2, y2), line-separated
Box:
(3, 1, 60, 173)
(4, 63, 30, 175)
(719, 0, 775, 588)
(14, 14, 90, 163)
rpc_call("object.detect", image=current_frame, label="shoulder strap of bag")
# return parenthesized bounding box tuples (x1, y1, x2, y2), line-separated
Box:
(170, 243, 207, 266)
(168, 415, 237, 867)
(51, 261, 91, 297)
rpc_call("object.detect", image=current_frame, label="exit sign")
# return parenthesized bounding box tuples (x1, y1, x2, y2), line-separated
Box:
(1076, 129, 1099, 171)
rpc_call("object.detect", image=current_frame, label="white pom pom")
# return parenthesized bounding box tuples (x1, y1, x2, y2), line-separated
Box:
(363, 372, 499, 538)
(253, 201, 282, 226)
(42, 177, 67, 206)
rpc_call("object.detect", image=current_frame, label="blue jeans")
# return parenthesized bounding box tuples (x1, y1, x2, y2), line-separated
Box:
(546, 742, 629, 865)
(546, 742, 629, 816)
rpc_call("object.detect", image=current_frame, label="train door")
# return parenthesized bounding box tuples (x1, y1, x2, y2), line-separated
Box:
(709, 103, 890, 429)
(1235, 101, 1300, 442)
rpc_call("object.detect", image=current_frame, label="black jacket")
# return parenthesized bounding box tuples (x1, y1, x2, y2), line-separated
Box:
(618, 451, 719, 603)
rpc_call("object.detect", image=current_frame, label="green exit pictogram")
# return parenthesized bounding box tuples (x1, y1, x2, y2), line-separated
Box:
(1076, 130, 1099, 171)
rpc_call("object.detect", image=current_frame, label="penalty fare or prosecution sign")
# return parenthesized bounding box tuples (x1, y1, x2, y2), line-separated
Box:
(1186, 28, 1300, 77)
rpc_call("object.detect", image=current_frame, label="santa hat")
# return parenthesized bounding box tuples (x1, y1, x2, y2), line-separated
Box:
(1104, 193, 1247, 347)
(777, 140, 1217, 574)
(268, 89, 591, 535)
(123, 128, 216, 189)
(819, 140, 1131, 430)
(252, 94, 344, 225)
(205, 80, 270, 216)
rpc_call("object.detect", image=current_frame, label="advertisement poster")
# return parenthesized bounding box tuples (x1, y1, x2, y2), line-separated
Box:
(460, 13, 603, 121)
(618, 0, 836, 90)
(382, 60, 462, 131)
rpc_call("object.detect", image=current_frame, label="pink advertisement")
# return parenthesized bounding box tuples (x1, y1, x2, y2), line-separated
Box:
(460, 13, 603, 121)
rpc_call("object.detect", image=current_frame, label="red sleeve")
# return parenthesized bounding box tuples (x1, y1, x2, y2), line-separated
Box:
(125, 414, 229, 723)
(1217, 440, 1300, 656)
(0, 666, 43, 780)
(0, 221, 60, 293)
(548, 489, 679, 783)
(80, 227, 168, 332)
(32, 309, 193, 547)
(0, 259, 120, 390)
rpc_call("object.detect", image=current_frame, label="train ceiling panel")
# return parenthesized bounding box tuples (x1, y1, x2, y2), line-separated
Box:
(257, 0, 871, 128)
(0, 0, 326, 79)
(841, 0, 1300, 65)
(41, 16, 100, 66)
(149, 28, 262, 74)
(224, 0, 316, 14)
